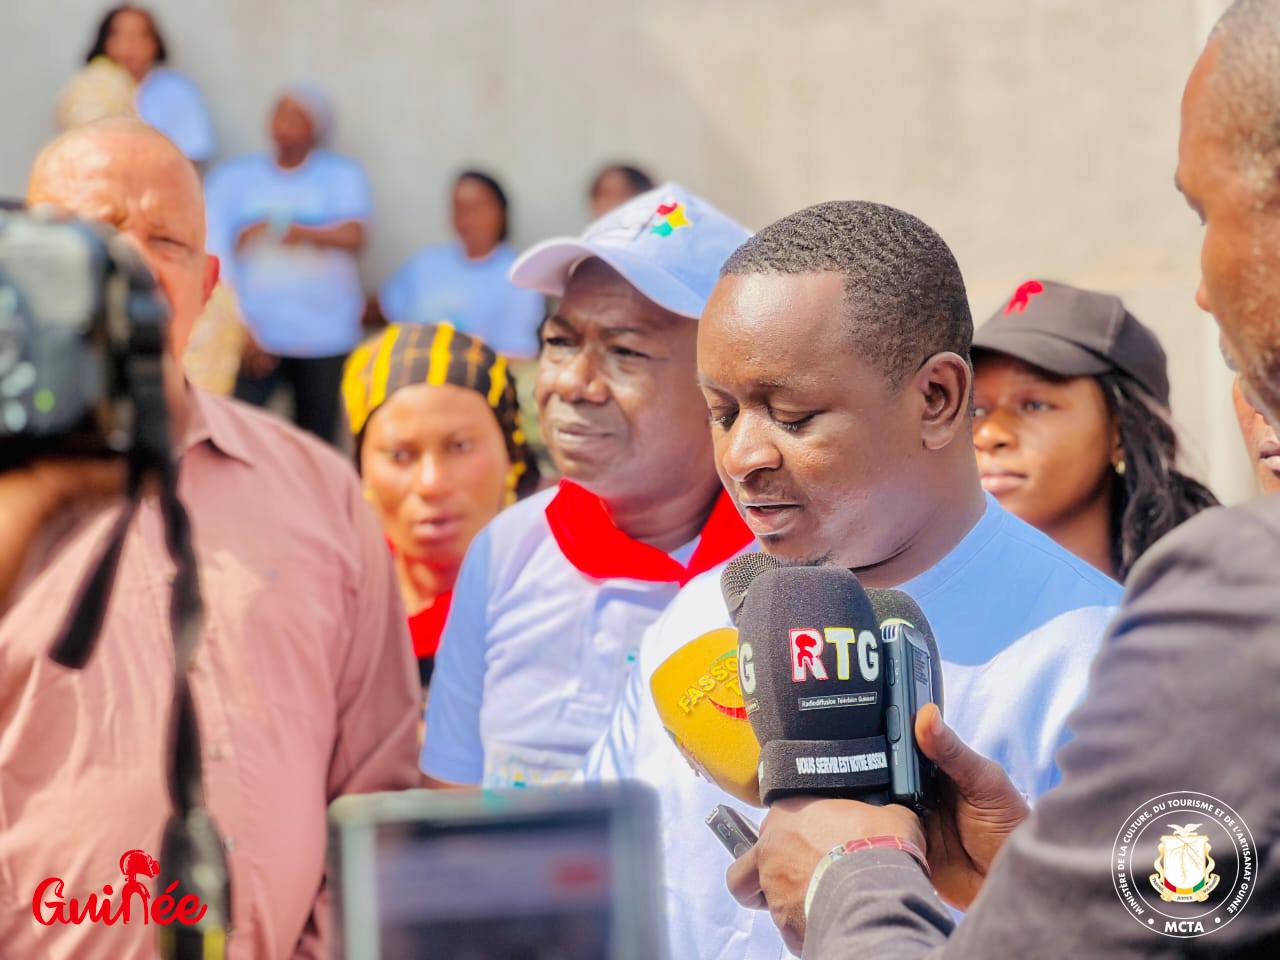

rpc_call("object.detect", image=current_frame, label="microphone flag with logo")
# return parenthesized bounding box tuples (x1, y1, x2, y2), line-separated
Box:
(732, 564, 892, 805)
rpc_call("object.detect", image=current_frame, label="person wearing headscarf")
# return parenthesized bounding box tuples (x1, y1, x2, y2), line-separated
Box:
(62, 5, 216, 163)
(205, 84, 371, 442)
(343, 322, 540, 685)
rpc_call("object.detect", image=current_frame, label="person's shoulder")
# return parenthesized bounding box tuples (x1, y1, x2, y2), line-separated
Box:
(671, 563, 735, 622)
(311, 149, 367, 178)
(206, 153, 269, 188)
(1128, 498, 1280, 589)
(987, 501, 1124, 603)
(639, 561, 736, 671)
(194, 388, 359, 503)
(484, 486, 557, 544)
(489, 243, 521, 269)
(144, 66, 200, 95)
(400, 243, 455, 268)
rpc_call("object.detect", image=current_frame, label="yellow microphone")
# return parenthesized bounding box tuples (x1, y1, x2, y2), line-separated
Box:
(649, 627, 764, 808)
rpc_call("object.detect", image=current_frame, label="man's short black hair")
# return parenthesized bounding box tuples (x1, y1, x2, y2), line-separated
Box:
(722, 200, 972, 385)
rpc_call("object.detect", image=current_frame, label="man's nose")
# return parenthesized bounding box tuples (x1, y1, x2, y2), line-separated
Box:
(718, 412, 782, 483)
(551, 347, 609, 404)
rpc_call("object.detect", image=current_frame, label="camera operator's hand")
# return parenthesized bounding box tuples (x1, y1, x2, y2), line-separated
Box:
(0, 458, 126, 611)
(915, 703, 1029, 909)
(726, 797, 924, 954)
(240, 336, 279, 379)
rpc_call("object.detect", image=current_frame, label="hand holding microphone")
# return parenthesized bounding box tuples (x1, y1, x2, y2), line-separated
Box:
(913, 702, 1029, 910)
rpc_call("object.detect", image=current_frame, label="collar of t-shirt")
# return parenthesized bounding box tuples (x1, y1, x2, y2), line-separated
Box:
(545, 480, 752, 586)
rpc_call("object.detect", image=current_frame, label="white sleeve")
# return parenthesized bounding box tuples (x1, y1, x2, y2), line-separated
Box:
(419, 528, 493, 784)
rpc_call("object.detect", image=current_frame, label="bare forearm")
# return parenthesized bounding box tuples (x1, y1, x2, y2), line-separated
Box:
(286, 221, 365, 251)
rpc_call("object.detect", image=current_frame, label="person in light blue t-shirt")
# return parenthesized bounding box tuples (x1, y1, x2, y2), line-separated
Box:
(205, 85, 370, 442)
(81, 5, 216, 163)
(377, 170, 545, 359)
(584, 200, 1124, 960)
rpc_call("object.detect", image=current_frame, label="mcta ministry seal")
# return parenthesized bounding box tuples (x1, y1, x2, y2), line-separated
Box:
(1112, 791, 1255, 938)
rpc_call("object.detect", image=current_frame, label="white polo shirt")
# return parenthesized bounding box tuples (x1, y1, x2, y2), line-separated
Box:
(585, 495, 1123, 960)
(422, 485, 753, 787)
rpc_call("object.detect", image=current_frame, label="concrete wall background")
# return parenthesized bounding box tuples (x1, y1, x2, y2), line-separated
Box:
(3, 0, 1255, 500)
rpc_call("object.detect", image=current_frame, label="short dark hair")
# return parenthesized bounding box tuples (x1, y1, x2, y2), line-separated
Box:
(1212, 0, 1280, 194)
(590, 164, 655, 198)
(455, 169, 509, 242)
(722, 200, 972, 384)
(85, 5, 168, 66)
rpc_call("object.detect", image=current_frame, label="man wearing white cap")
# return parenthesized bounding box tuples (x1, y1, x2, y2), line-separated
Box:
(421, 185, 754, 788)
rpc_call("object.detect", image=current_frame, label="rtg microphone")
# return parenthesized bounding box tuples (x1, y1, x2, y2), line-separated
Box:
(734, 564, 893, 805)
(721, 556, 942, 811)
(649, 628, 763, 808)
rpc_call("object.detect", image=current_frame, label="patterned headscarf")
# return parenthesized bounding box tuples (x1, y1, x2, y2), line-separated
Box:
(342, 322, 540, 502)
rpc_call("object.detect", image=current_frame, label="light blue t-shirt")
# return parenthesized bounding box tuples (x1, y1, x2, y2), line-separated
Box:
(205, 151, 372, 358)
(379, 242, 545, 358)
(421, 487, 700, 788)
(136, 67, 215, 163)
(585, 494, 1124, 960)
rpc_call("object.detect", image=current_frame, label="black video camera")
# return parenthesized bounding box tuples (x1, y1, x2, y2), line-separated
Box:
(0, 208, 169, 472)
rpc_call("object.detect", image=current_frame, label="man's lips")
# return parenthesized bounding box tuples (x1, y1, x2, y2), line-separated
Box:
(980, 470, 1027, 495)
(1259, 437, 1280, 477)
(738, 500, 801, 536)
(549, 422, 612, 446)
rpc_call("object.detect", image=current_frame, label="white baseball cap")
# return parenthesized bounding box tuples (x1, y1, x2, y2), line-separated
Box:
(509, 182, 751, 319)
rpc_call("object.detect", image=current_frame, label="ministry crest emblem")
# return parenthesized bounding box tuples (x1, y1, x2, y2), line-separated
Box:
(1150, 823, 1219, 903)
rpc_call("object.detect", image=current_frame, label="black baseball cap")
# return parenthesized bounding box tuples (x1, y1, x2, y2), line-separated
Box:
(972, 279, 1170, 406)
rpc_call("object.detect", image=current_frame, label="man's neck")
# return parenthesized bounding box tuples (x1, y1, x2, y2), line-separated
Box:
(850, 460, 989, 590)
(602, 474, 724, 555)
(275, 147, 309, 170)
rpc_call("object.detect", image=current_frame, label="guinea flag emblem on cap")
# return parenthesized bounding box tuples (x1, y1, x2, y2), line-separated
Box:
(651, 200, 692, 237)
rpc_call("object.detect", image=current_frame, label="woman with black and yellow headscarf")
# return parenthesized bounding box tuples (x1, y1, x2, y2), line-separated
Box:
(343, 322, 539, 684)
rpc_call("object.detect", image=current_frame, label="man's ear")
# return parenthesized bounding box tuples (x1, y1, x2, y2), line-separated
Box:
(202, 254, 220, 304)
(913, 351, 972, 451)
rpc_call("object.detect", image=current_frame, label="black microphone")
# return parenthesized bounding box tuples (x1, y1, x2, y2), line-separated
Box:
(720, 557, 941, 810)
(732, 564, 893, 805)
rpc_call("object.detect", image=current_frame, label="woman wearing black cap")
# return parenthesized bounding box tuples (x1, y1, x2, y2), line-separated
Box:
(971, 280, 1217, 581)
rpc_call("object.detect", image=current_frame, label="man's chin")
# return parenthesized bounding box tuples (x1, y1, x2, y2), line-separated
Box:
(757, 536, 834, 568)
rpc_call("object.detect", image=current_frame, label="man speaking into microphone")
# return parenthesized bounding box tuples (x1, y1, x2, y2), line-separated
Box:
(585, 200, 1123, 960)
(727, 3, 1280, 955)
